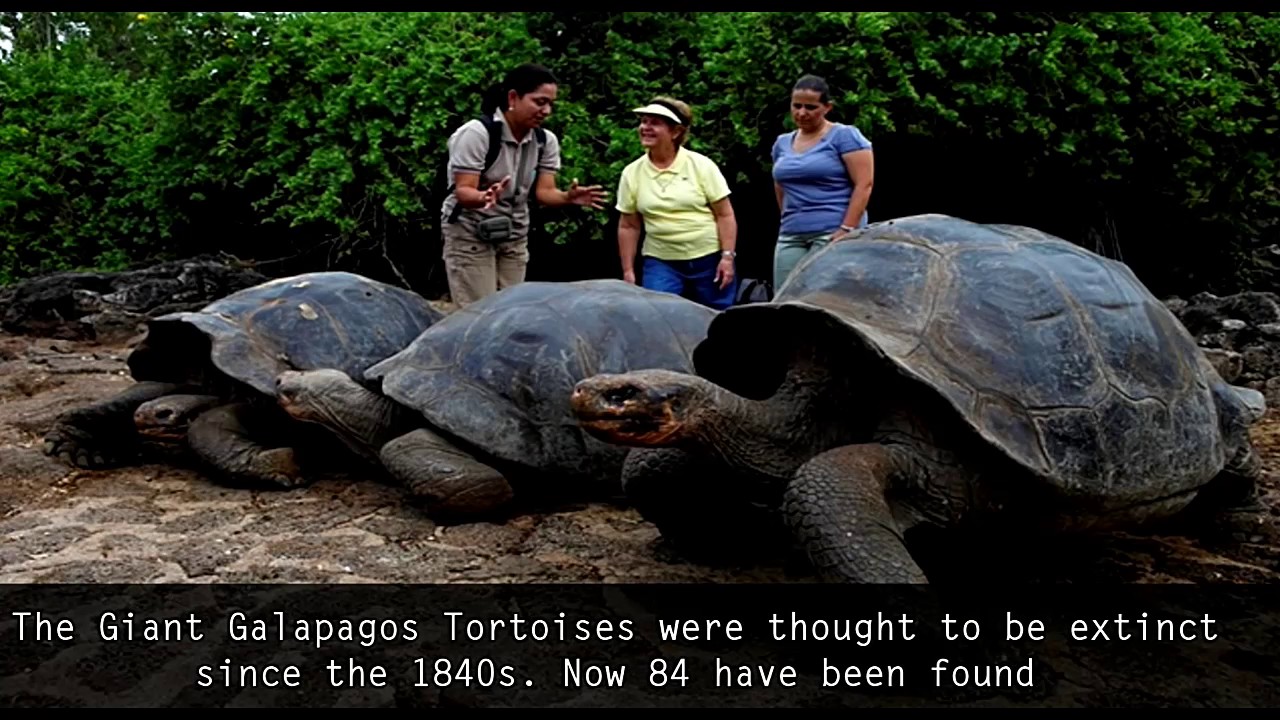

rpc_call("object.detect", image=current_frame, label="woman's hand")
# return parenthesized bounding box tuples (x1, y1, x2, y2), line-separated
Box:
(715, 254, 735, 290)
(481, 176, 511, 210)
(566, 178, 608, 209)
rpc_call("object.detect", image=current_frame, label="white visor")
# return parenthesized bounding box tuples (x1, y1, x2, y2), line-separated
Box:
(632, 103, 684, 125)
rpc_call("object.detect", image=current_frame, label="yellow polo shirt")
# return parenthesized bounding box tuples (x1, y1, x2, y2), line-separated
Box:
(615, 148, 732, 261)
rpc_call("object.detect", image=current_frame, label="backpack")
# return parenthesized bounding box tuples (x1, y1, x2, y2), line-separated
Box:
(735, 277, 774, 305)
(445, 114, 547, 223)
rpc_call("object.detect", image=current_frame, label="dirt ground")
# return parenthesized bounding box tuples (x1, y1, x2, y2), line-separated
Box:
(0, 332, 1278, 586)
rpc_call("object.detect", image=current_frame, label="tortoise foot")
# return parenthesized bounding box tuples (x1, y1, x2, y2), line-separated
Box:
(249, 447, 308, 489)
(43, 414, 124, 469)
(381, 428, 515, 519)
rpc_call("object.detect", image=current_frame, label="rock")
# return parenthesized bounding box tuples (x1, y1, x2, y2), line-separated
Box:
(78, 310, 148, 346)
(1172, 290, 1280, 340)
(0, 255, 268, 342)
(1266, 377, 1280, 407)
(1165, 289, 1280, 407)
(1199, 331, 1231, 350)
(1202, 348, 1244, 383)
(1242, 345, 1280, 381)
(1221, 291, 1280, 325)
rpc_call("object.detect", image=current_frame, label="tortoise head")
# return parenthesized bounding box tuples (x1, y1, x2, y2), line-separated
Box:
(570, 369, 712, 447)
(133, 394, 223, 442)
(275, 368, 358, 426)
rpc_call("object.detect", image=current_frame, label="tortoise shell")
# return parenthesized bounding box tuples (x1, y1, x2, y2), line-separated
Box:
(127, 271, 445, 397)
(365, 279, 717, 481)
(691, 214, 1251, 505)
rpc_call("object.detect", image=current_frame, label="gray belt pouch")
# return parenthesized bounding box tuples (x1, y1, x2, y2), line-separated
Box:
(476, 215, 513, 243)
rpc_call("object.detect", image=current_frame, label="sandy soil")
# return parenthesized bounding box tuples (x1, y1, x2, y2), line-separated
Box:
(0, 332, 1277, 586)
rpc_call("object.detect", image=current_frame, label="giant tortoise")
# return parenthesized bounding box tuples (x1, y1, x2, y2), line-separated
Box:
(569, 214, 1267, 583)
(43, 271, 445, 488)
(273, 279, 718, 520)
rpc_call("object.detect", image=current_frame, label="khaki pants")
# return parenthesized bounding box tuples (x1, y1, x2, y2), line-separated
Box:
(442, 223, 530, 307)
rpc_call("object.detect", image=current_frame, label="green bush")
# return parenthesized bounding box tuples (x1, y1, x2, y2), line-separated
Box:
(1, 11, 1276, 295)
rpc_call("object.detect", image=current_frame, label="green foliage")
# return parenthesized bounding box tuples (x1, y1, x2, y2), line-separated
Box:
(1, 11, 1277, 295)
(0, 44, 174, 283)
(162, 14, 536, 250)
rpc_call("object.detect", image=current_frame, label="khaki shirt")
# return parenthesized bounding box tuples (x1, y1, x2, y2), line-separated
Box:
(440, 110, 562, 242)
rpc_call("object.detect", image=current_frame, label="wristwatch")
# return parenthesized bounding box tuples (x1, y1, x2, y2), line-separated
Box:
(721, 250, 736, 258)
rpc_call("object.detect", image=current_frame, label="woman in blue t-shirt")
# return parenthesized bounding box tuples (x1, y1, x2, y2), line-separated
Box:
(770, 74, 875, 289)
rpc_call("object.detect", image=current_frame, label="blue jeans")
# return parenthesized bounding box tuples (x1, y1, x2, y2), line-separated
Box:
(642, 252, 737, 310)
(774, 229, 835, 290)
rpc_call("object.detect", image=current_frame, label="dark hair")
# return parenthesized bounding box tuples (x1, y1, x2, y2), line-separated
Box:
(792, 73, 831, 103)
(483, 63, 558, 114)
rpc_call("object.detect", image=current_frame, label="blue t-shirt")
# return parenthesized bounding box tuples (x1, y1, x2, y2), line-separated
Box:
(771, 123, 872, 235)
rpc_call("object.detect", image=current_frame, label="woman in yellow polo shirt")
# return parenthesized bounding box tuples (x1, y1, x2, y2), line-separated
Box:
(615, 97, 739, 310)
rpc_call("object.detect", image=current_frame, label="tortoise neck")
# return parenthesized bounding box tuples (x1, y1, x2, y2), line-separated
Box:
(315, 382, 408, 464)
(691, 367, 856, 481)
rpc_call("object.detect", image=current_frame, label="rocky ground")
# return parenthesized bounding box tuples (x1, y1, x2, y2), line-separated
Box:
(0, 329, 1277, 586)
(0, 331, 810, 585)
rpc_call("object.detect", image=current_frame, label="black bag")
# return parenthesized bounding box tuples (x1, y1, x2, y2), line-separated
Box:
(735, 277, 774, 305)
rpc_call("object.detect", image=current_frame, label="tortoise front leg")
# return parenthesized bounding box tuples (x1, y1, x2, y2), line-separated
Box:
(379, 427, 515, 520)
(781, 443, 929, 584)
(1218, 439, 1262, 506)
(1179, 442, 1264, 519)
(43, 380, 184, 469)
(186, 402, 306, 489)
(622, 447, 786, 564)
